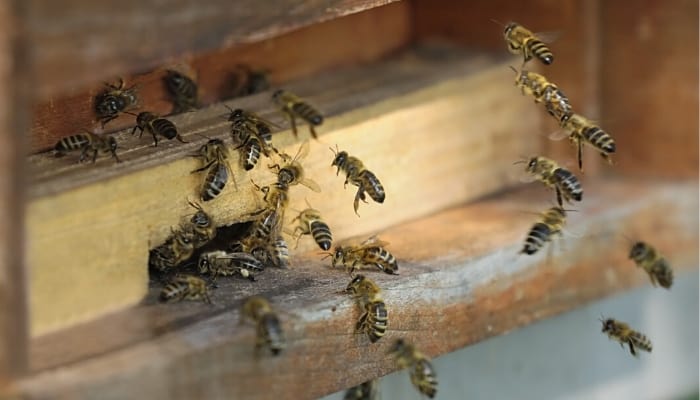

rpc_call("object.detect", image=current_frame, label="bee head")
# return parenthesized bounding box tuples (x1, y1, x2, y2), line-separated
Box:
(330, 147, 348, 168)
(272, 89, 284, 101)
(600, 317, 615, 333)
(197, 255, 210, 274)
(229, 108, 245, 121)
(504, 22, 517, 36)
(107, 136, 118, 152)
(629, 241, 647, 260)
(346, 274, 365, 293)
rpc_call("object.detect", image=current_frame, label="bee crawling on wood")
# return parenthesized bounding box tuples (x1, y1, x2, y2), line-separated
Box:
(600, 317, 652, 357)
(185, 201, 217, 248)
(160, 274, 212, 304)
(330, 146, 386, 216)
(629, 241, 674, 289)
(388, 339, 438, 398)
(94, 78, 139, 127)
(241, 296, 285, 355)
(128, 111, 187, 147)
(272, 89, 323, 139)
(325, 236, 398, 275)
(346, 274, 388, 343)
(197, 250, 263, 282)
(226, 106, 279, 170)
(54, 129, 120, 164)
(149, 227, 196, 273)
(164, 69, 199, 113)
(191, 138, 235, 201)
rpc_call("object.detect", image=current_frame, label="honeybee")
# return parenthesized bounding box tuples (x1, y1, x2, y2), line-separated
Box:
(272, 89, 323, 138)
(503, 22, 555, 66)
(248, 206, 284, 241)
(269, 141, 321, 192)
(252, 180, 290, 212)
(327, 236, 398, 275)
(516, 156, 582, 207)
(629, 241, 673, 289)
(191, 138, 235, 201)
(234, 233, 289, 269)
(511, 67, 572, 121)
(149, 228, 196, 272)
(160, 274, 212, 304)
(344, 380, 379, 400)
(287, 204, 333, 250)
(241, 296, 285, 355)
(387, 339, 438, 398)
(330, 147, 386, 216)
(129, 111, 187, 147)
(600, 317, 652, 357)
(346, 275, 388, 343)
(520, 206, 568, 255)
(556, 113, 616, 171)
(186, 201, 217, 248)
(54, 130, 121, 164)
(197, 250, 262, 281)
(227, 107, 279, 167)
(94, 78, 139, 127)
(229, 64, 270, 98)
(164, 69, 199, 113)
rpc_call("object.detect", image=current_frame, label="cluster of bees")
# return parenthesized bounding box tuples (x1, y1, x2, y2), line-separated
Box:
(47, 21, 678, 399)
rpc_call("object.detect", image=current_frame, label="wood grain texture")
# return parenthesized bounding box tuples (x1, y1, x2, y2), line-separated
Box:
(29, 2, 412, 153)
(0, 0, 29, 381)
(600, 0, 699, 177)
(26, 48, 543, 337)
(21, 179, 699, 399)
(26, 0, 402, 99)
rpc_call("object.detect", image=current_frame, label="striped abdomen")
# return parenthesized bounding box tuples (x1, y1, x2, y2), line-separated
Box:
(151, 118, 179, 140)
(160, 281, 189, 302)
(292, 102, 323, 126)
(259, 313, 285, 355)
(55, 134, 90, 153)
(582, 126, 616, 155)
(364, 247, 398, 274)
(364, 300, 388, 343)
(553, 168, 582, 202)
(628, 331, 653, 355)
(241, 138, 261, 170)
(201, 162, 228, 201)
(412, 358, 438, 398)
(310, 220, 332, 251)
(521, 222, 552, 255)
(359, 170, 385, 203)
(251, 208, 281, 240)
(543, 86, 573, 120)
(524, 38, 554, 65)
(255, 122, 273, 146)
(271, 237, 289, 268)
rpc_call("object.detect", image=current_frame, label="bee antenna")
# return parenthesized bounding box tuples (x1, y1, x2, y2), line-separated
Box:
(490, 18, 505, 27)
(319, 252, 333, 261)
(123, 111, 139, 117)
(304, 197, 313, 209)
(328, 145, 338, 156)
(512, 160, 527, 165)
(508, 65, 519, 75)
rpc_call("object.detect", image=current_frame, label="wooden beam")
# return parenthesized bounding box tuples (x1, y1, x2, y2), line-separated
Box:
(26, 0, 402, 99)
(28, 2, 413, 153)
(22, 179, 699, 398)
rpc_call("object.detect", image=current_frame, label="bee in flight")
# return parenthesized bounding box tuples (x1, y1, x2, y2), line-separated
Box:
(331, 146, 386, 216)
(94, 78, 139, 127)
(326, 236, 398, 275)
(629, 241, 673, 289)
(520, 206, 571, 255)
(346, 274, 388, 343)
(128, 111, 187, 146)
(241, 296, 285, 355)
(54, 130, 120, 164)
(387, 339, 438, 398)
(269, 141, 321, 192)
(197, 250, 262, 281)
(600, 317, 652, 357)
(511, 67, 572, 122)
(185, 201, 217, 249)
(164, 69, 199, 113)
(252, 179, 290, 213)
(160, 274, 212, 304)
(516, 156, 582, 207)
(272, 89, 323, 139)
(229, 64, 270, 98)
(502, 21, 555, 66)
(286, 202, 333, 250)
(554, 113, 616, 171)
(191, 138, 235, 201)
(149, 227, 196, 273)
(226, 106, 279, 170)
(343, 380, 379, 400)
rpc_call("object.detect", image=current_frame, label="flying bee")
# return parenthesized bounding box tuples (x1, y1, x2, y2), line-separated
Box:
(520, 206, 570, 255)
(164, 69, 199, 113)
(128, 111, 186, 147)
(516, 156, 582, 207)
(629, 241, 673, 289)
(160, 274, 212, 304)
(343, 380, 379, 400)
(330, 146, 386, 216)
(94, 78, 139, 127)
(326, 236, 398, 275)
(148, 228, 196, 272)
(269, 141, 321, 192)
(227, 106, 279, 164)
(241, 296, 285, 355)
(186, 201, 216, 248)
(600, 317, 652, 357)
(54, 129, 120, 164)
(191, 138, 235, 201)
(387, 339, 438, 398)
(252, 179, 290, 212)
(229, 64, 270, 98)
(272, 89, 323, 139)
(286, 202, 333, 250)
(554, 113, 616, 171)
(346, 275, 388, 343)
(502, 22, 555, 66)
(197, 250, 263, 281)
(511, 67, 572, 121)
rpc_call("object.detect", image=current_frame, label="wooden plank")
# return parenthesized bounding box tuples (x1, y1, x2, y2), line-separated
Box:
(27, 48, 544, 336)
(26, 0, 402, 99)
(600, 0, 699, 177)
(22, 179, 699, 399)
(0, 0, 29, 383)
(28, 2, 412, 153)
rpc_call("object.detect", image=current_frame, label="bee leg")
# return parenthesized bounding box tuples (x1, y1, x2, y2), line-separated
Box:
(577, 139, 583, 172)
(111, 150, 121, 164)
(286, 113, 298, 137)
(175, 134, 188, 144)
(100, 115, 117, 128)
(628, 341, 637, 357)
(355, 311, 369, 332)
(91, 149, 99, 163)
(190, 159, 216, 174)
(353, 189, 363, 217)
(308, 125, 318, 139)
(151, 131, 159, 147)
(130, 125, 139, 136)
(555, 187, 563, 207)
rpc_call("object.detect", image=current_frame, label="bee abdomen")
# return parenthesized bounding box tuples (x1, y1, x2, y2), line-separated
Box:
(527, 39, 554, 65)
(56, 134, 90, 152)
(292, 103, 323, 125)
(272, 238, 289, 269)
(366, 247, 398, 274)
(521, 222, 551, 255)
(202, 163, 228, 201)
(152, 118, 178, 140)
(553, 168, 582, 201)
(583, 126, 616, 153)
(160, 282, 187, 302)
(242, 139, 261, 170)
(652, 258, 674, 288)
(630, 333, 653, 353)
(360, 170, 385, 203)
(310, 220, 333, 250)
(367, 301, 388, 343)
(261, 313, 285, 355)
(414, 359, 438, 398)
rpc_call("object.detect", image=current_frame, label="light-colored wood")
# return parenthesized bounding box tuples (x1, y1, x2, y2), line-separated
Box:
(29, 2, 413, 153)
(22, 179, 699, 399)
(27, 48, 544, 337)
(0, 0, 28, 382)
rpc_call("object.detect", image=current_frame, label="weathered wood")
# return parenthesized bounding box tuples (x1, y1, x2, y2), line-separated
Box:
(26, 0, 402, 99)
(0, 0, 29, 383)
(28, 2, 412, 153)
(22, 180, 699, 399)
(27, 48, 544, 336)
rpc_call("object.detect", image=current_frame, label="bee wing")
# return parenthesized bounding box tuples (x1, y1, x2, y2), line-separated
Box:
(293, 140, 311, 162)
(299, 178, 322, 193)
(359, 235, 389, 248)
(250, 112, 282, 129)
(517, 171, 539, 183)
(548, 129, 570, 141)
(533, 31, 561, 44)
